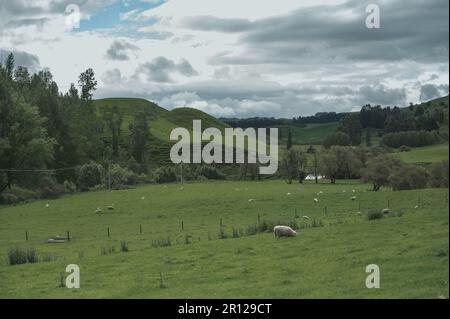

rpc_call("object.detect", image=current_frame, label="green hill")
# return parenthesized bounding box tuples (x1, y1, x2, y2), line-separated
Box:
(93, 98, 230, 165)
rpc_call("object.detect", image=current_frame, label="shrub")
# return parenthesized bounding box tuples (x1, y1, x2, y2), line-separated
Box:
(77, 162, 104, 191)
(37, 176, 65, 199)
(428, 160, 449, 188)
(388, 164, 428, 191)
(322, 132, 351, 149)
(63, 180, 77, 193)
(381, 131, 439, 148)
(120, 240, 129, 252)
(154, 166, 177, 183)
(151, 237, 171, 248)
(398, 145, 411, 152)
(109, 164, 138, 189)
(196, 165, 225, 180)
(368, 210, 383, 220)
(7, 246, 37, 265)
(0, 186, 37, 205)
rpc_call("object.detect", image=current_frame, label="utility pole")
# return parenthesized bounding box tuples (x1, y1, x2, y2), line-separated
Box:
(180, 163, 183, 185)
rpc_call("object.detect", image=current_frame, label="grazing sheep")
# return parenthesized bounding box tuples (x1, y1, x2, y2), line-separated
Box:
(141, 196, 145, 200)
(313, 198, 319, 203)
(107, 204, 114, 211)
(248, 198, 254, 202)
(356, 211, 362, 216)
(414, 205, 419, 209)
(352, 189, 356, 193)
(287, 192, 292, 196)
(45, 203, 50, 208)
(95, 207, 102, 214)
(302, 215, 310, 220)
(351, 196, 357, 201)
(381, 208, 390, 215)
(273, 225, 297, 238)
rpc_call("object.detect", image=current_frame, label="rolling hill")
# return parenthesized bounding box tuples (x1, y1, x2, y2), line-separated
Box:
(93, 98, 230, 166)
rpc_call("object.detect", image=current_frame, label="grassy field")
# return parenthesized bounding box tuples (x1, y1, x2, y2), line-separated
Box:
(0, 180, 448, 298)
(393, 144, 449, 164)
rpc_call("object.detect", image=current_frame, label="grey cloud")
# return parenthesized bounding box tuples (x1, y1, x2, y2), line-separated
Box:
(138, 57, 198, 83)
(357, 84, 406, 106)
(106, 40, 140, 61)
(206, 0, 448, 65)
(102, 68, 122, 85)
(420, 84, 449, 101)
(181, 15, 253, 33)
(0, 49, 41, 73)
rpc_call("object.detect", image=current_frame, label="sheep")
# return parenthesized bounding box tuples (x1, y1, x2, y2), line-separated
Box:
(352, 189, 356, 193)
(248, 198, 254, 202)
(313, 198, 319, 203)
(356, 211, 362, 216)
(179, 186, 184, 191)
(273, 225, 297, 238)
(414, 205, 419, 209)
(351, 196, 357, 201)
(302, 215, 310, 220)
(107, 204, 114, 211)
(381, 208, 390, 215)
(95, 207, 102, 214)
(287, 192, 292, 196)
(45, 203, 50, 208)
(141, 196, 145, 200)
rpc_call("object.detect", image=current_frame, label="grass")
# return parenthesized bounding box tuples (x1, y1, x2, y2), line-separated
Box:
(393, 143, 449, 164)
(0, 180, 448, 298)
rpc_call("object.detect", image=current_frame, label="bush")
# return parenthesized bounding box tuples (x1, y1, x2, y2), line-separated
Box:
(77, 162, 104, 191)
(322, 132, 351, 149)
(381, 131, 439, 148)
(109, 164, 137, 189)
(154, 166, 177, 184)
(120, 240, 129, 252)
(196, 165, 225, 180)
(7, 246, 37, 265)
(388, 164, 428, 191)
(0, 186, 37, 205)
(37, 176, 65, 199)
(63, 180, 77, 193)
(428, 160, 449, 188)
(367, 210, 383, 220)
(398, 145, 411, 152)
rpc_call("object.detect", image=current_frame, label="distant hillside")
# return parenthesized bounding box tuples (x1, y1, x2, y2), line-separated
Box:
(93, 98, 229, 165)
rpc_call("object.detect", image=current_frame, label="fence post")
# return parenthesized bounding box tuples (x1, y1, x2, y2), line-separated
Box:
(67, 231, 70, 242)
(220, 218, 223, 227)
(257, 213, 261, 226)
(107, 227, 110, 237)
(25, 231, 28, 242)
(181, 221, 184, 231)
(140, 224, 142, 235)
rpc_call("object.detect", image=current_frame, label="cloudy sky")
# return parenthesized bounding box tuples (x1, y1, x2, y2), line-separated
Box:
(0, 0, 448, 118)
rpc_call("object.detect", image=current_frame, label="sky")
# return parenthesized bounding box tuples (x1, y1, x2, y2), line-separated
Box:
(0, 0, 448, 118)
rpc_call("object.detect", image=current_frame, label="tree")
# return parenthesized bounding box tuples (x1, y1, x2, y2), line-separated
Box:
(361, 154, 402, 191)
(323, 132, 351, 149)
(68, 83, 79, 99)
(129, 112, 150, 165)
(365, 128, 372, 147)
(319, 146, 362, 183)
(286, 127, 292, 150)
(281, 148, 307, 184)
(5, 53, 14, 79)
(101, 106, 123, 161)
(337, 113, 362, 145)
(0, 73, 56, 194)
(78, 68, 97, 100)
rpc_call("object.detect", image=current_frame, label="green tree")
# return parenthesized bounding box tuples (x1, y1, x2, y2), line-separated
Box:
(78, 68, 97, 100)
(286, 127, 292, 150)
(5, 53, 14, 79)
(365, 128, 372, 147)
(129, 112, 150, 165)
(361, 154, 402, 191)
(0, 73, 55, 193)
(337, 113, 362, 145)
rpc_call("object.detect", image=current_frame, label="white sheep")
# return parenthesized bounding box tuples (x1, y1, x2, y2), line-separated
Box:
(141, 196, 145, 200)
(351, 196, 357, 201)
(248, 198, 254, 202)
(273, 225, 297, 238)
(95, 207, 102, 214)
(313, 198, 319, 203)
(107, 204, 114, 211)
(302, 215, 310, 220)
(45, 203, 50, 208)
(179, 186, 184, 191)
(414, 205, 419, 209)
(287, 192, 292, 196)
